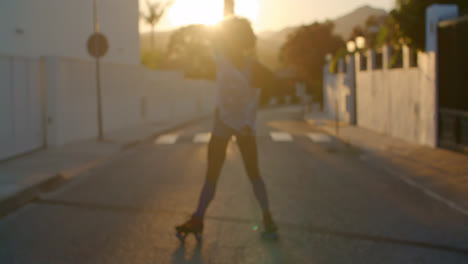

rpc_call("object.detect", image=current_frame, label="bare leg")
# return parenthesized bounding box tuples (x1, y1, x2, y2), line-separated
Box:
(193, 135, 230, 219)
(236, 134, 270, 214)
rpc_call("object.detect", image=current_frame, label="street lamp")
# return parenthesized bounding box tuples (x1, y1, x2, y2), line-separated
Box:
(347, 41, 356, 53)
(355, 36, 366, 50)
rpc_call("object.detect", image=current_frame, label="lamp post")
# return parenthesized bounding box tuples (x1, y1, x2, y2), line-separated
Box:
(347, 41, 356, 53)
(355, 36, 366, 50)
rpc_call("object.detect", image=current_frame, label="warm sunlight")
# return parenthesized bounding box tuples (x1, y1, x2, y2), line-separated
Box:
(235, 0, 259, 23)
(168, 0, 259, 27)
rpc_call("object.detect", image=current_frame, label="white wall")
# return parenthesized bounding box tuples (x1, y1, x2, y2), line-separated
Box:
(43, 56, 217, 147)
(323, 56, 356, 124)
(1, 54, 216, 160)
(44, 57, 98, 146)
(0, 56, 45, 160)
(323, 72, 350, 123)
(0, 0, 140, 65)
(354, 46, 437, 147)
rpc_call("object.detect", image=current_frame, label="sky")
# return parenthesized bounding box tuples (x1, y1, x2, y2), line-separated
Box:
(139, 0, 395, 33)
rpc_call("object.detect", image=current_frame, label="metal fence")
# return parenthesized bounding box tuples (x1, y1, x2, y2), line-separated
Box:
(437, 15, 468, 153)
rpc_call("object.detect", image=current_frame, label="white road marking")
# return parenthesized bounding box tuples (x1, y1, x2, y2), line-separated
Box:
(308, 133, 332, 143)
(270, 132, 293, 142)
(193, 133, 212, 143)
(155, 134, 179, 145)
(364, 157, 468, 218)
(387, 166, 468, 217)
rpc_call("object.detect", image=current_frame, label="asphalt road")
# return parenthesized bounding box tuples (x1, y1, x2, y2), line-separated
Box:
(1, 106, 467, 264)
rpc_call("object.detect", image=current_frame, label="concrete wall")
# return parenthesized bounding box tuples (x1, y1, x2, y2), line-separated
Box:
(321, 5, 460, 148)
(323, 56, 356, 124)
(354, 46, 437, 147)
(1, 54, 216, 160)
(44, 57, 216, 147)
(0, 56, 45, 160)
(0, 0, 140, 65)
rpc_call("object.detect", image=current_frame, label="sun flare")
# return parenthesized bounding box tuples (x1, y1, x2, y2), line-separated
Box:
(168, 0, 259, 27)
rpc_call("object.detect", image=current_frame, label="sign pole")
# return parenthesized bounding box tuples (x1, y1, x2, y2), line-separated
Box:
(93, 0, 104, 141)
(335, 99, 339, 136)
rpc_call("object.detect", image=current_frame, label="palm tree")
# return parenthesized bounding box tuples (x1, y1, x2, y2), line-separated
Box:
(224, 0, 235, 17)
(141, 0, 172, 50)
(395, 0, 408, 10)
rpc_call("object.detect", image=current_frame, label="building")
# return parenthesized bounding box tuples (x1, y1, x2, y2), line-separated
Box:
(0, 0, 140, 65)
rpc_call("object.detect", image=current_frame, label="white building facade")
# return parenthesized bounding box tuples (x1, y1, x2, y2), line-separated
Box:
(0, 0, 140, 65)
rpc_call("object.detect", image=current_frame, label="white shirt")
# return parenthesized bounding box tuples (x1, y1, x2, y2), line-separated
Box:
(214, 54, 260, 131)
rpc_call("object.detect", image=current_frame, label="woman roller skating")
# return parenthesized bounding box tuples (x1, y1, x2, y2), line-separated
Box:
(176, 16, 278, 242)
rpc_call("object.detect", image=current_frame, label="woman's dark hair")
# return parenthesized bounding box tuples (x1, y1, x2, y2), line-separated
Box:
(214, 16, 256, 54)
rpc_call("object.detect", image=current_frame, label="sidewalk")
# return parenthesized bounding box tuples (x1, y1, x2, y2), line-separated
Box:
(306, 112, 468, 217)
(0, 116, 205, 215)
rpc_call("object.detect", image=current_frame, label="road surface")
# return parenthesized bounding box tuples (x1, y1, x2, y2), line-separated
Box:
(1, 106, 467, 263)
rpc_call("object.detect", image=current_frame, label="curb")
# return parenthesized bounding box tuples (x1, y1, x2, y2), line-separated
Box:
(0, 157, 114, 218)
(0, 173, 62, 217)
(0, 116, 209, 218)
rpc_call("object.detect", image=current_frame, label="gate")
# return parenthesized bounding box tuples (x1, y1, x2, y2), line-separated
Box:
(437, 16, 468, 153)
(0, 56, 45, 160)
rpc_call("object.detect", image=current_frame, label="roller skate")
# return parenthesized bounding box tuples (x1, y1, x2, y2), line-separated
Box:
(261, 212, 279, 240)
(175, 215, 203, 243)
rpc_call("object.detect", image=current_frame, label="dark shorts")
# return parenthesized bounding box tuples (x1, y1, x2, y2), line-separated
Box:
(212, 109, 255, 139)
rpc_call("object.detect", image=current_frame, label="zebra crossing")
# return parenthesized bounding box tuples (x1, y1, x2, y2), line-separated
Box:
(154, 134, 179, 145)
(270, 132, 293, 142)
(193, 133, 212, 143)
(307, 132, 332, 143)
(154, 131, 333, 145)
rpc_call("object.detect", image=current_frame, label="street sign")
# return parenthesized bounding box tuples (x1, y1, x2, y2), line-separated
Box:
(87, 32, 109, 58)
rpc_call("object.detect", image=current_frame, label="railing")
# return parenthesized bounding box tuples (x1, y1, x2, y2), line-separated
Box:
(438, 108, 468, 153)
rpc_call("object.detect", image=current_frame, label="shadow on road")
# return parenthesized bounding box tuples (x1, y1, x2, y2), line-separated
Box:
(171, 243, 202, 264)
(34, 198, 468, 256)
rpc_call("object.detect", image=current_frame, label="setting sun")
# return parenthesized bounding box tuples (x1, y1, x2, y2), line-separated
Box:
(168, 0, 259, 27)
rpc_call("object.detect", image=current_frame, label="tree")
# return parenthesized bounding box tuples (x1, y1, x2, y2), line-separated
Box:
(392, 0, 468, 50)
(165, 16, 259, 79)
(166, 24, 215, 79)
(375, 13, 404, 48)
(349, 15, 387, 49)
(141, 49, 164, 69)
(141, 0, 172, 50)
(252, 62, 279, 106)
(279, 22, 345, 102)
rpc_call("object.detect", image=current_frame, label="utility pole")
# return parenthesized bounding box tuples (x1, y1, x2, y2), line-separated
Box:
(335, 99, 339, 136)
(93, 0, 104, 141)
(224, 0, 234, 17)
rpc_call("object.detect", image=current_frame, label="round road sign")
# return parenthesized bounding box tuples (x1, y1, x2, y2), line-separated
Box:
(87, 32, 109, 58)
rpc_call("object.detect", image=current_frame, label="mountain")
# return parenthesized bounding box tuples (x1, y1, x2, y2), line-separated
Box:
(333, 5, 387, 40)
